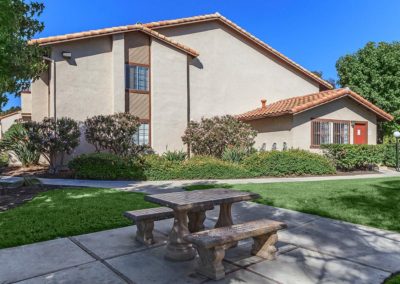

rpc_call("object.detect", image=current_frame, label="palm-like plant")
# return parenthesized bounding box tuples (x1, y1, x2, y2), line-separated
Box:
(0, 123, 41, 166)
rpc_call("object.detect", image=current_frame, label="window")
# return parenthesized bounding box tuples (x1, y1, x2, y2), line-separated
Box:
(311, 120, 350, 146)
(126, 65, 149, 91)
(133, 123, 149, 145)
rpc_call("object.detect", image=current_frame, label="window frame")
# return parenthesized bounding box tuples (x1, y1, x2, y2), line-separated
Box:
(310, 118, 351, 148)
(125, 63, 150, 93)
(133, 121, 150, 146)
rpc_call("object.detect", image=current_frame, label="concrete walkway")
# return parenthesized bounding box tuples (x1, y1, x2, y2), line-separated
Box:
(1, 202, 399, 284)
(1, 168, 400, 195)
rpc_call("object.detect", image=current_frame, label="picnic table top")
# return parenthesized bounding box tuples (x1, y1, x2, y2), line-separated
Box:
(144, 188, 260, 210)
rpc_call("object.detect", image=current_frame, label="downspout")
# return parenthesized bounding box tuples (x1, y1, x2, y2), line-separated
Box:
(186, 55, 191, 157)
(42, 56, 56, 119)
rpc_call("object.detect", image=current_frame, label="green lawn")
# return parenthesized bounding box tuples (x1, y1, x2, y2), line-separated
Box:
(386, 274, 400, 284)
(187, 177, 400, 233)
(0, 188, 156, 249)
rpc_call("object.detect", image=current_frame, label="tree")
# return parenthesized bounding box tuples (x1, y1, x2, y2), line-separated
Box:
(182, 115, 257, 158)
(336, 42, 400, 137)
(25, 118, 81, 173)
(311, 70, 336, 88)
(84, 113, 147, 157)
(0, 0, 47, 110)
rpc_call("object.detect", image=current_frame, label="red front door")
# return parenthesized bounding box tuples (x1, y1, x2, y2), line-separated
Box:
(353, 123, 367, 144)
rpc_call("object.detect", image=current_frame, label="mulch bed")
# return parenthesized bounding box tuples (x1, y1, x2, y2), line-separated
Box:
(1, 166, 74, 179)
(0, 185, 49, 212)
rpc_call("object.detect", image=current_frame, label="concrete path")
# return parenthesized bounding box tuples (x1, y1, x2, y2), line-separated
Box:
(1, 203, 399, 284)
(1, 168, 400, 195)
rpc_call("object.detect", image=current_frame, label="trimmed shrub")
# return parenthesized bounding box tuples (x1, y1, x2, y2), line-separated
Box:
(84, 113, 143, 157)
(380, 144, 397, 168)
(0, 123, 41, 166)
(182, 115, 257, 158)
(162, 150, 187, 162)
(222, 146, 254, 164)
(68, 153, 144, 180)
(243, 149, 336, 176)
(321, 144, 391, 171)
(143, 155, 252, 180)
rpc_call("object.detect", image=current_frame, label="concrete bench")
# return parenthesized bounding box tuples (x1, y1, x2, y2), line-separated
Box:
(124, 207, 174, 245)
(184, 219, 287, 280)
(124, 204, 215, 245)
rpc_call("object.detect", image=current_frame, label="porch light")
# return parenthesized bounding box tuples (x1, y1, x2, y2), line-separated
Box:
(394, 131, 400, 172)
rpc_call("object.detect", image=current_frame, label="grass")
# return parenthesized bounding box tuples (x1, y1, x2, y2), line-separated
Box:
(0, 187, 157, 249)
(386, 274, 400, 284)
(186, 177, 400, 233)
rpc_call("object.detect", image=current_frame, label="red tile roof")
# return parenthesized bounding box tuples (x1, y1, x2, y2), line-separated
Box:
(29, 13, 333, 88)
(144, 13, 333, 89)
(29, 24, 199, 57)
(237, 88, 393, 122)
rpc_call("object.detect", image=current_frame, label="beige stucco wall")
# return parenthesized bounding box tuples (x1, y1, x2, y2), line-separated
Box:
(151, 39, 188, 153)
(112, 33, 125, 113)
(31, 71, 49, 121)
(157, 21, 320, 121)
(292, 97, 377, 149)
(21, 92, 32, 114)
(248, 115, 293, 151)
(51, 36, 114, 121)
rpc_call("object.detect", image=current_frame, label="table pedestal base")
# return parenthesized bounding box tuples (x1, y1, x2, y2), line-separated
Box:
(165, 210, 196, 261)
(188, 210, 206, 233)
(215, 203, 238, 248)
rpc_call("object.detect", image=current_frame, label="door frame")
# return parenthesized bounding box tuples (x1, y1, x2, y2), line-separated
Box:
(353, 121, 368, 144)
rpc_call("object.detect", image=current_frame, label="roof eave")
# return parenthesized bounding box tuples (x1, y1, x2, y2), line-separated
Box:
(29, 26, 199, 58)
(147, 13, 333, 89)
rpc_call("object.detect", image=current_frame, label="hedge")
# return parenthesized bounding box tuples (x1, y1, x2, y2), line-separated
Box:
(69, 150, 338, 180)
(142, 155, 252, 180)
(68, 153, 144, 180)
(243, 149, 336, 176)
(321, 144, 397, 171)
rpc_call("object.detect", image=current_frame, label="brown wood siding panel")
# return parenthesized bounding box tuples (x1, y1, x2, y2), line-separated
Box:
(129, 93, 150, 120)
(124, 32, 150, 65)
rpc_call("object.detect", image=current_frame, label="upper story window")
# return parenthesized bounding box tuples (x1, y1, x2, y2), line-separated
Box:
(311, 119, 350, 147)
(126, 65, 149, 91)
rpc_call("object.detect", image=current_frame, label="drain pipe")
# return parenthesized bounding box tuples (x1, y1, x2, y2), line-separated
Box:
(42, 56, 56, 119)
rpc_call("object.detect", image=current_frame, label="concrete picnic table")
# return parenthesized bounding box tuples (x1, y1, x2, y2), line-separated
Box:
(144, 188, 260, 261)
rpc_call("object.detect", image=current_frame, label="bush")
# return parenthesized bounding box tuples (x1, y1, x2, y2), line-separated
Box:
(182, 115, 257, 158)
(68, 153, 144, 180)
(162, 150, 187, 162)
(84, 113, 143, 157)
(0, 152, 8, 167)
(380, 144, 398, 168)
(243, 149, 336, 176)
(25, 117, 80, 173)
(321, 144, 395, 171)
(143, 155, 252, 180)
(222, 146, 254, 164)
(0, 123, 41, 166)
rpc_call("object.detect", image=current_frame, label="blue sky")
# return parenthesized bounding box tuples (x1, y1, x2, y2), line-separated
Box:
(6, 0, 400, 109)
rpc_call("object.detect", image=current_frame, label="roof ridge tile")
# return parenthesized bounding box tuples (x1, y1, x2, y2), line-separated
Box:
(237, 89, 393, 121)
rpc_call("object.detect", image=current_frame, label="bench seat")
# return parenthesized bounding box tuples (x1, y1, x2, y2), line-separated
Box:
(184, 219, 287, 280)
(124, 207, 174, 245)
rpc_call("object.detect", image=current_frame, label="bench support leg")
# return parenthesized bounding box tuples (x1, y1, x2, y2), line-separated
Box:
(136, 220, 155, 245)
(196, 246, 225, 280)
(165, 210, 196, 261)
(251, 232, 278, 260)
(188, 210, 206, 233)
